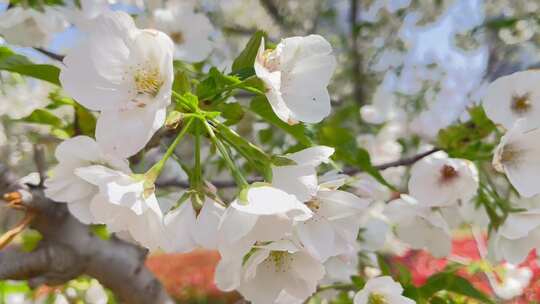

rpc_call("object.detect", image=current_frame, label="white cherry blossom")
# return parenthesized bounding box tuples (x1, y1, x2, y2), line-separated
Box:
(271, 146, 368, 261)
(322, 249, 359, 284)
(60, 11, 174, 157)
(296, 188, 368, 262)
(492, 119, 540, 197)
(353, 276, 414, 304)
(0, 7, 67, 47)
(360, 85, 403, 125)
(44, 136, 130, 224)
(255, 35, 336, 124)
(217, 239, 325, 304)
(75, 165, 165, 251)
(357, 201, 391, 252)
(272, 145, 334, 202)
(408, 152, 479, 207)
(215, 185, 312, 291)
(161, 196, 225, 252)
(483, 70, 540, 130)
(61, 0, 111, 30)
(0, 76, 52, 120)
(385, 195, 452, 257)
(487, 263, 532, 300)
(490, 208, 540, 264)
(85, 280, 108, 304)
(149, 2, 214, 62)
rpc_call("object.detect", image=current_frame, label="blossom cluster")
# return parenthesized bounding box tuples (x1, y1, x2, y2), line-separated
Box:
(482, 70, 540, 265)
(29, 10, 348, 304)
(33, 8, 427, 304)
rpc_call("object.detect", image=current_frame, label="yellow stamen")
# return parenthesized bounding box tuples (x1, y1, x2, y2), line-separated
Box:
(134, 67, 163, 97)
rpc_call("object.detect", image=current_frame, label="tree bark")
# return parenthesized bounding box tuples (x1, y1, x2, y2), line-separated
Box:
(0, 164, 174, 304)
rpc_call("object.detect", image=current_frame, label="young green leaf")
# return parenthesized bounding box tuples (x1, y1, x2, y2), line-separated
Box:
(0, 47, 60, 85)
(250, 96, 313, 147)
(419, 272, 494, 303)
(231, 30, 265, 75)
(22, 109, 64, 128)
(213, 120, 273, 180)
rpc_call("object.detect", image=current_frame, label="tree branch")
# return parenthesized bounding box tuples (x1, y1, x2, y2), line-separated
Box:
(0, 165, 174, 304)
(158, 148, 441, 189)
(33, 48, 65, 62)
(344, 147, 441, 175)
(350, 0, 365, 105)
(259, 0, 287, 28)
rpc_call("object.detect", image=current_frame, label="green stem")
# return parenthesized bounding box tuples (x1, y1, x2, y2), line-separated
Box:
(202, 120, 249, 188)
(193, 121, 203, 190)
(146, 118, 195, 183)
(172, 91, 197, 112)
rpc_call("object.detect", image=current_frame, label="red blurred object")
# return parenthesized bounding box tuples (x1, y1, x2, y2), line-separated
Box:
(146, 250, 239, 303)
(392, 236, 540, 303)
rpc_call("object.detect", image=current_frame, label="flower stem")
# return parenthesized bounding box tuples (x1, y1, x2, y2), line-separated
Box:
(192, 120, 203, 190)
(172, 91, 197, 112)
(202, 120, 249, 188)
(146, 117, 195, 183)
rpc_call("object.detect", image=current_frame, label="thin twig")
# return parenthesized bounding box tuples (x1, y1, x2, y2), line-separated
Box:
(0, 211, 36, 250)
(344, 147, 441, 174)
(158, 148, 441, 189)
(33, 144, 46, 187)
(350, 0, 365, 105)
(33, 47, 65, 62)
(259, 0, 287, 27)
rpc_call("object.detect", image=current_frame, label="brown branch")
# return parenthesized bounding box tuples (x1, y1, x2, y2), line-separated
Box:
(158, 148, 441, 189)
(0, 165, 174, 304)
(350, 0, 365, 105)
(344, 147, 441, 175)
(0, 211, 35, 250)
(259, 0, 287, 27)
(33, 144, 46, 187)
(33, 48, 65, 62)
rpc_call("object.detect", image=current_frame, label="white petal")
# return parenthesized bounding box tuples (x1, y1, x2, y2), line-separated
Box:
(272, 164, 318, 202)
(67, 198, 95, 224)
(483, 70, 540, 130)
(295, 215, 336, 261)
(285, 146, 334, 166)
(192, 198, 225, 249)
(233, 186, 307, 216)
(95, 105, 166, 158)
(162, 202, 197, 253)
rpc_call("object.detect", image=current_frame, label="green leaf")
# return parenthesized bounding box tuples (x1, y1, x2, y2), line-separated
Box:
(377, 254, 392, 276)
(0, 281, 30, 302)
(250, 96, 313, 147)
(352, 148, 396, 191)
(395, 263, 413, 286)
(419, 272, 494, 303)
(402, 285, 423, 302)
(22, 109, 64, 128)
(350, 276, 365, 290)
(75, 105, 96, 136)
(318, 125, 396, 190)
(219, 102, 245, 126)
(197, 67, 239, 101)
(90, 224, 110, 240)
(197, 68, 263, 103)
(0, 46, 60, 85)
(21, 230, 42, 252)
(231, 30, 265, 75)
(172, 69, 191, 94)
(437, 106, 496, 161)
(213, 120, 273, 180)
